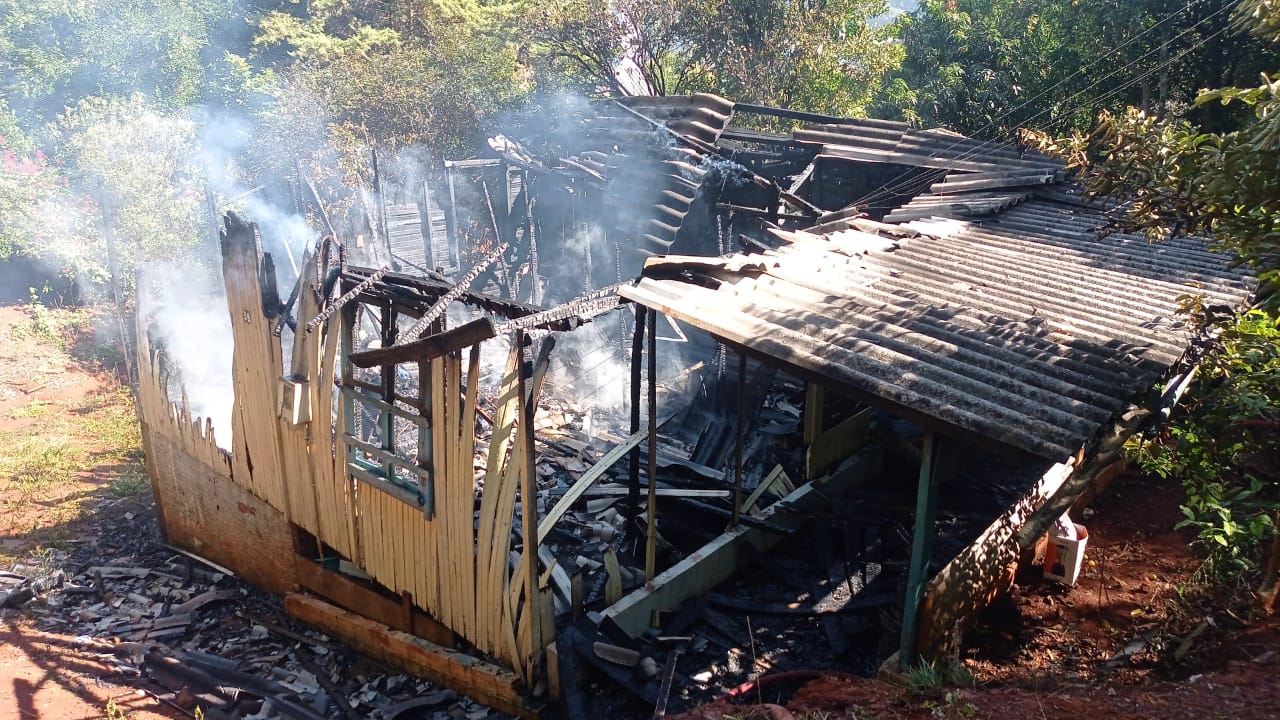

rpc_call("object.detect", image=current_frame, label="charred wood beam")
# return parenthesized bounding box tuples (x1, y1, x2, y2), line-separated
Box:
(494, 284, 624, 334)
(342, 266, 541, 322)
(645, 308, 659, 581)
(349, 318, 496, 368)
(667, 497, 795, 536)
(629, 306, 646, 534)
(402, 243, 509, 341)
(305, 264, 391, 333)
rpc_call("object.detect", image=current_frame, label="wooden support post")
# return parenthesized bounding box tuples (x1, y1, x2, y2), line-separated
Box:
(380, 304, 398, 481)
(417, 354, 434, 520)
(645, 309, 658, 581)
(340, 304, 362, 563)
(900, 431, 942, 666)
(628, 306, 646, 536)
(517, 331, 544, 690)
(733, 352, 746, 528)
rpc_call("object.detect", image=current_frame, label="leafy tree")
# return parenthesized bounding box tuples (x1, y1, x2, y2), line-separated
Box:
(1, 94, 205, 298)
(254, 1, 531, 159)
(524, 0, 903, 116)
(1033, 0, 1280, 609)
(890, 0, 1280, 137)
(0, 0, 247, 126)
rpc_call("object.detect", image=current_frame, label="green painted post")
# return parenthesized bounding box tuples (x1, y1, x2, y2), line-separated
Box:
(900, 431, 941, 666)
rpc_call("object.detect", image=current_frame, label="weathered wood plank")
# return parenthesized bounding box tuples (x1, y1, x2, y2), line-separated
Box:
(349, 318, 497, 368)
(602, 448, 882, 638)
(457, 345, 482, 641)
(476, 345, 522, 655)
(292, 557, 454, 648)
(284, 593, 538, 718)
(147, 433, 295, 595)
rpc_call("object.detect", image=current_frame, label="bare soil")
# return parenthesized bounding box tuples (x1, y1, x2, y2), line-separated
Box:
(1, 302, 181, 718)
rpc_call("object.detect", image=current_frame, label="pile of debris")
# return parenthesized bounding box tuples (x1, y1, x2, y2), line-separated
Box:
(1, 524, 506, 720)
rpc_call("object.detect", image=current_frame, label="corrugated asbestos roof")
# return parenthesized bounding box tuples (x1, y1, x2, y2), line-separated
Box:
(619, 194, 1255, 461)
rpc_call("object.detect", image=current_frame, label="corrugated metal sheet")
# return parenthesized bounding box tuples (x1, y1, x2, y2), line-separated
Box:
(568, 94, 735, 255)
(619, 197, 1254, 461)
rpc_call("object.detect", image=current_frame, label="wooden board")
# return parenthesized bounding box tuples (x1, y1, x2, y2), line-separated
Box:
(292, 555, 454, 648)
(146, 433, 296, 595)
(601, 448, 882, 638)
(285, 593, 538, 718)
(914, 459, 1074, 658)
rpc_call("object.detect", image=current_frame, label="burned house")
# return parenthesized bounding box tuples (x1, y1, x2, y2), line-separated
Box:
(136, 94, 1255, 715)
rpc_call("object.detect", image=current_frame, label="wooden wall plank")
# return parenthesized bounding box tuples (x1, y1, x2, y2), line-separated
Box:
(475, 345, 521, 654)
(284, 594, 536, 719)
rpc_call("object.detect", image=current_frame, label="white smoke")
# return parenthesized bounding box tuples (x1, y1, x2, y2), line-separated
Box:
(140, 261, 234, 447)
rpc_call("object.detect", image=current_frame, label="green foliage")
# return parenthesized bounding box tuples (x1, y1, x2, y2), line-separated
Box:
(889, 0, 1280, 136)
(0, 0, 246, 126)
(254, 1, 532, 160)
(922, 690, 978, 720)
(107, 467, 151, 498)
(1028, 4, 1280, 599)
(906, 658, 974, 697)
(525, 0, 902, 116)
(1130, 307, 1280, 583)
(0, 433, 84, 489)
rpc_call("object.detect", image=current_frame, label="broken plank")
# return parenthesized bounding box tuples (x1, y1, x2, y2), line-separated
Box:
(602, 448, 882, 638)
(292, 556, 455, 648)
(284, 593, 538, 718)
(741, 464, 791, 515)
(349, 318, 496, 368)
(537, 417, 673, 544)
(167, 588, 239, 615)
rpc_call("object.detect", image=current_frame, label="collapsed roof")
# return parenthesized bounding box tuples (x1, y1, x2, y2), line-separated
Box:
(430, 93, 1255, 461)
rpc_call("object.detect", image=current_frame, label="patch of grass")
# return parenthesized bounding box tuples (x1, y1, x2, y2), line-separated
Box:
(8, 400, 52, 419)
(906, 660, 943, 696)
(906, 658, 975, 698)
(107, 465, 150, 498)
(77, 389, 142, 461)
(0, 434, 85, 489)
(8, 295, 95, 351)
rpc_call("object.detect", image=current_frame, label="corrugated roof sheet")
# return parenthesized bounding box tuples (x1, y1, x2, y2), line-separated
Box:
(619, 197, 1255, 461)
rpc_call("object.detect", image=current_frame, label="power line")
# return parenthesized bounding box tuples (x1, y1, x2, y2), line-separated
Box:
(850, 1, 1236, 210)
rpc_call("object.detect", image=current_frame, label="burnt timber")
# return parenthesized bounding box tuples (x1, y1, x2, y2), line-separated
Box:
(137, 93, 1256, 714)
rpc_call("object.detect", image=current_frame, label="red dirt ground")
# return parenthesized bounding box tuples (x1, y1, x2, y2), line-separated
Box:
(1, 304, 182, 719)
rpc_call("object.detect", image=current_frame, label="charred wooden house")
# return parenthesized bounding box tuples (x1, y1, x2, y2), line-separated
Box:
(136, 94, 1255, 715)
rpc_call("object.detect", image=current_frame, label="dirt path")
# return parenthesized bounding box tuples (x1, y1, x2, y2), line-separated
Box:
(0, 303, 182, 719)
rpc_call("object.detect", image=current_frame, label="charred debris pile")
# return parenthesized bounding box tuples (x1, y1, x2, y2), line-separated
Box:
(326, 95, 1080, 711)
